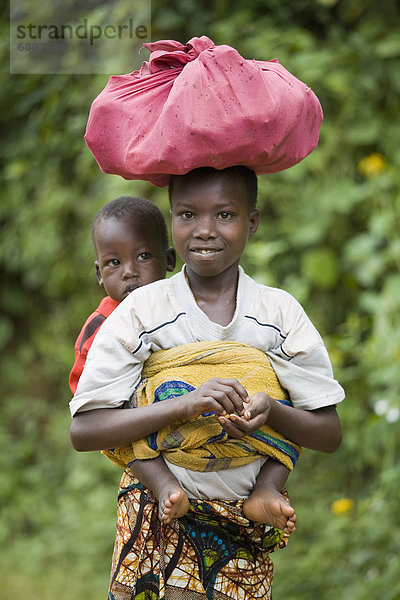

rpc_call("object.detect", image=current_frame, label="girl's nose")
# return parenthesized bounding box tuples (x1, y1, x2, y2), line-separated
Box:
(193, 217, 217, 239)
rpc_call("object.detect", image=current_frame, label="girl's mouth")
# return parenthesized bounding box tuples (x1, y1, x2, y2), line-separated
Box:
(190, 248, 222, 255)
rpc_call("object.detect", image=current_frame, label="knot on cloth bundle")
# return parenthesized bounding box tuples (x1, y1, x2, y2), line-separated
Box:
(85, 36, 323, 186)
(102, 341, 302, 472)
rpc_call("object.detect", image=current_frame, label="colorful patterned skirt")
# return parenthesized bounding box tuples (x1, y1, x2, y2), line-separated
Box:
(108, 471, 289, 600)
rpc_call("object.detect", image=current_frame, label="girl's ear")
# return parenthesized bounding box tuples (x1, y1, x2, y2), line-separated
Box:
(248, 209, 260, 237)
(165, 247, 177, 272)
(95, 261, 103, 287)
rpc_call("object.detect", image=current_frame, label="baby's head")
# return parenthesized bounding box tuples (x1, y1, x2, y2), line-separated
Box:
(92, 196, 176, 303)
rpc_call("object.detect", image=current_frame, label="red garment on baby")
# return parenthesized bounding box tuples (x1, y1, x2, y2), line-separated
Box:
(69, 296, 119, 394)
(85, 36, 323, 187)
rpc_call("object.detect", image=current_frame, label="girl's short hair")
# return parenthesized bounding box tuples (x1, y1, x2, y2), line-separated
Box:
(168, 166, 258, 210)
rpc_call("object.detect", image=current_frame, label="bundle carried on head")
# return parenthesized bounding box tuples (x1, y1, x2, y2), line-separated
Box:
(85, 36, 323, 186)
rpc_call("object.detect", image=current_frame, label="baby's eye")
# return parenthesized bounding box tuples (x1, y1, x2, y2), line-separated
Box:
(218, 211, 233, 220)
(138, 252, 151, 261)
(107, 258, 120, 267)
(180, 211, 194, 220)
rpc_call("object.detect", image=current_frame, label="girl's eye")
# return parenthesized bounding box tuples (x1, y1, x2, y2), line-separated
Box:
(180, 211, 194, 219)
(218, 211, 233, 220)
(138, 253, 151, 261)
(107, 259, 120, 267)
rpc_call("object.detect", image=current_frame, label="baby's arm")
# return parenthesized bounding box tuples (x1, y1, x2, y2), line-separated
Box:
(219, 392, 341, 453)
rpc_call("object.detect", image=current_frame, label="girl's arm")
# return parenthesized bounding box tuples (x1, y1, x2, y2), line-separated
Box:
(219, 393, 342, 453)
(70, 377, 248, 451)
(70, 401, 185, 452)
(268, 402, 341, 452)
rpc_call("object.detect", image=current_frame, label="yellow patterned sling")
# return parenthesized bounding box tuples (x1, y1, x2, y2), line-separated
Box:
(102, 341, 301, 472)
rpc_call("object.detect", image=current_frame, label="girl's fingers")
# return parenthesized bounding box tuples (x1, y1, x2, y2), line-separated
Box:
(199, 379, 249, 415)
(228, 379, 248, 400)
(218, 415, 246, 438)
(229, 412, 266, 431)
(209, 386, 243, 415)
(243, 405, 262, 420)
(223, 387, 245, 414)
(213, 378, 248, 400)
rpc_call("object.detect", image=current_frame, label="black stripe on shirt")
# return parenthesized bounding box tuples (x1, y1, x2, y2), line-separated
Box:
(244, 315, 287, 339)
(279, 345, 294, 360)
(131, 312, 187, 355)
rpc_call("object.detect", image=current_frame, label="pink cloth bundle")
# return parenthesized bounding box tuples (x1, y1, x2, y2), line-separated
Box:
(85, 36, 323, 186)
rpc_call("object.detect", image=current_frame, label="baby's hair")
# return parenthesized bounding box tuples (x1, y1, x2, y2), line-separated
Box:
(168, 165, 258, 210)
(92, 196, 169, 249)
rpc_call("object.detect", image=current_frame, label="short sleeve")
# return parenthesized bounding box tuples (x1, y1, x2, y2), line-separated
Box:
(267, 346, 345, 410)
(69, 302, 151, 416)
(265, 292, 345, 409)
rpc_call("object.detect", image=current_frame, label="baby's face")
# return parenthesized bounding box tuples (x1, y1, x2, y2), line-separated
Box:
(94, 216, 174, 302)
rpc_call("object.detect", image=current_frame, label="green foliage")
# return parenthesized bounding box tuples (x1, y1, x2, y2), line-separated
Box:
(1, 1, 399, 597)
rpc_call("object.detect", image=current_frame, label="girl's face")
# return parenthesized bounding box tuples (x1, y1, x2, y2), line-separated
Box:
(170, 173, 259, 282)
(94, 216, 175, 302)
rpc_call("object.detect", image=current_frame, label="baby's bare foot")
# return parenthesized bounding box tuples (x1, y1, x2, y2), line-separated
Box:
(243, 487, 296, 533)
(160, 487, 189, 524)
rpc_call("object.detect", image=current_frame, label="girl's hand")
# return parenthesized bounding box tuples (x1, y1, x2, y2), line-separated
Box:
(218, 392, 273, 438)
(181, 378, 248, 420)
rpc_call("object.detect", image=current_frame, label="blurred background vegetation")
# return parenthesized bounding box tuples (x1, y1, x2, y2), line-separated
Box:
(1, 0, 399, 598)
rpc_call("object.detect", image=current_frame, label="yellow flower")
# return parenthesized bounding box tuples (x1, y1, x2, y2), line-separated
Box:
(358, 153, 387, 177)
(331, 498, 355, 514)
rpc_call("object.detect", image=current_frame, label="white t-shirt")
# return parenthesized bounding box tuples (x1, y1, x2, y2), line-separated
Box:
(70, 266, 344, 416)
(70, 266, 344, 500)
